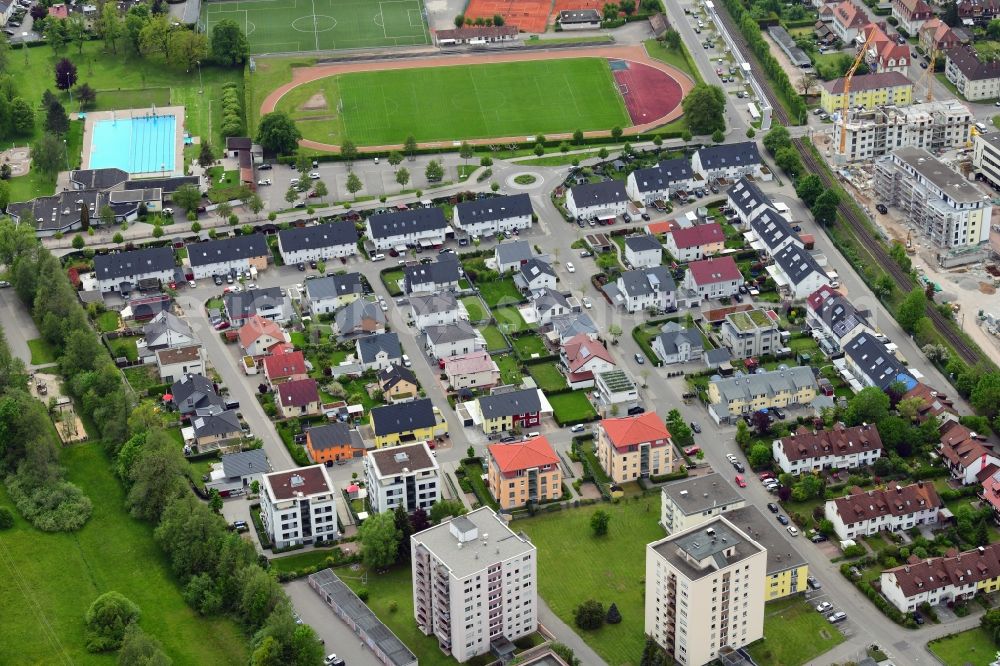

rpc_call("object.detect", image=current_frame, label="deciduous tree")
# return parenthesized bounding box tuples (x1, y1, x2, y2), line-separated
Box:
(359, 511, 401, 569)
(346, 171, 362, 199)
(256, 112, 301, 155)
(210, 19, 248, 65)
(682, 84, 726, 135)
(84, 591, 140, 652)
(590, 509, 610, 537)
(54, 58, 77, 90)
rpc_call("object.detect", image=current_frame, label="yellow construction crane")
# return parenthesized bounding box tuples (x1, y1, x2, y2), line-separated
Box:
(922, 49, 938, 102)
(840, 29, 879, 157)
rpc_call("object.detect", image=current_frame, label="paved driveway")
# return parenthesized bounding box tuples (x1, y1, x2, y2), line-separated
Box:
(284, 579, 382, 666)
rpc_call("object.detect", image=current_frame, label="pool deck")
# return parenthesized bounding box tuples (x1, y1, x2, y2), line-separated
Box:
(81, 105, 186, 177)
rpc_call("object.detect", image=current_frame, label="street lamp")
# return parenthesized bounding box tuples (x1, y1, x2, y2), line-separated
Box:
(63, 139, 69, 171)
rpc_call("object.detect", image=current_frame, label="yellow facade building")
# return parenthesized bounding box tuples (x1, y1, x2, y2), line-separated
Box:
(820, 71, 914, 113)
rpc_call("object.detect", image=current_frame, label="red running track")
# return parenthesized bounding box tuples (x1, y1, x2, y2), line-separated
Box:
(613, 61, 684, 127)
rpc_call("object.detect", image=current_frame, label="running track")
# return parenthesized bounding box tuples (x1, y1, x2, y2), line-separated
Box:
(259, 44, 695, 152)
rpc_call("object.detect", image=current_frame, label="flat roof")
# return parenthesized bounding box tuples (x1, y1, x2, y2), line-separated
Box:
(892, 147, 987, 204)
(411, 507, 535, 579)
(264, 465, 331, 500)
(651, 516, 763, 581)
(661, 473, 745, 516)
(726, 505, 808, 576)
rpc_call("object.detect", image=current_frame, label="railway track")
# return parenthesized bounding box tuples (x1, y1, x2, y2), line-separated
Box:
(793, 139, 984, 368)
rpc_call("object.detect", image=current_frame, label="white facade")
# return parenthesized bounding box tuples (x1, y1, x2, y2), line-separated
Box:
(595, 369, 639, 406)
(772, 440, 882, 475)
(624, 244, 662, 270)
(364, 442, 441, 514)
(277, 230, 358, 265)
(681, 270, 744, 300)
(564, 183, 629, 219)
(260, 466, 339, 549)
(155, 346, 205, 383)
(771, 425, 883, 475)
(411, 297, 464, 331)
(824, 484, 941, 541)
(453, 195, 533, 237)
(365, 214, 449, 251)
(973, 131, 1000, 190)
(425, 323, 486, 360)
(833, 101, 974, 163)
(411, 509, 537, 663)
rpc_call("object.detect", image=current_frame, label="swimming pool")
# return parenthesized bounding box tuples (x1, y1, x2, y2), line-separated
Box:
(88, 114, 176, 174)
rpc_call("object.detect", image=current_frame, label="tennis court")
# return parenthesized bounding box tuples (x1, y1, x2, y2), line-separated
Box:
(202, 0, 430, 54)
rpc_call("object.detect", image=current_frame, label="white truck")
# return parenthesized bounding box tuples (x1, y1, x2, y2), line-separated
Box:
(826, 270, 839, 288)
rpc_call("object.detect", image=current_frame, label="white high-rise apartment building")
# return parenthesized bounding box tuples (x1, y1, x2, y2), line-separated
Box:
(260, 465, 339, 549)
(646, 516, 767, 666)
(411, 508, 536, 663)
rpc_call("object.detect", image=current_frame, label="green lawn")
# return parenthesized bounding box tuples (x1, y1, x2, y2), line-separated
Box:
(747, 596, 845, 666)
(517, 150, 602, 166)
(290, 331, 307, 348)
(495, 354, 523, 386)
(460, 296, 488, 323)
(0, 443, 246, 665)
(277, 58, 629, 146)
(526, 361, 568, 392)
(461, 462, 499, 510)
(123, 365, 161, 393)
(513, 333, 548, 359)
(548, 390, 597, 424)
(96, 310, 121, 333)
(206, 167, 245, 204)
(109, 336, 139, 362)
(494, 306, 530, 334)
(479, 324, 509, 352)
(381, 269, 405, 297)
(644, 38, 703, 85)
(478, 277, 524, 308)
(928, 627, 998, 666)
(515, 496, 665, 666)
(8, 120, 84, 203)
(27, 337, 58, 365)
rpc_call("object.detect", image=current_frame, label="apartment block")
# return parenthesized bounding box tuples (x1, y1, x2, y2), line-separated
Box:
(824, 481, 942, 541)
(260, 465, 339, 549)
(487, 436, 562, 509)
(411, 509, 537, 663)
(875, 147, 992, 248)
(819, 71, 913, 114)
(645, 516, 767, 665)
(596, 412, 675, 483)
(973, 130, 1000, 189)
(707, 366, 817, 424)
(720, 308, 782, 359)
(364, 441, 441, 514)
(832, 101, 973, 162)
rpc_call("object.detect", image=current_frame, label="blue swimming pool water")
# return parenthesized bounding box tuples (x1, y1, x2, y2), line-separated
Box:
(89, 114, 176, 174)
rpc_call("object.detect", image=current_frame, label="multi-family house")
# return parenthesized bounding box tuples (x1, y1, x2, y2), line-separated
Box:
(379, 364, 420, 402)
(806, 284, 872, 354)
(860, 23, 911, 74)
(829, 0, 869, 41)
(843, 332, 915, 391)
(156, 345, 205, 384)
(720, 308, 782, 359)
(304, 273, 364, 315)
(663, 222, 725, 261)
(938, 420, 1000, 485)
(487, 435, 562, 509)
(410, 293, 464, 330)
(369, 398, 447, 448)
(94, 246, 176, 293)
(682, 256, 745, 300)
(187, 235, 270, 280)
(607, 266, 677, 313)
(625, 157, 694, 204)
(443, 351, 500, 391)
(260, 465, 339, 548)
(224, 287, 287, 327)
(516, 258, 557, 295)
(424, 320, 485, 359)
(769, 245, 829, 301)
(881, 543, 1000, 613)
(473, 388, 546, 435)
(365, 441, 441, 513)
(334, 299, 386, 337)
(495, 239, 535, 274)
(561, 333, 614, 388)
(262, 350, 308, 386)
(652, 322, 703, 365)
(946, 44, 1000, 101)
(826, 482, 942, 541)
(727, 177, 775, 226)
(453, 193, 533, 237)
(624, 234, 663, 269)
(892, 0, 933, 34)
(707, 366, 818, 423)
(821, 71, 914, 113)
(772, 423, 884, 474)
(276, 378, 322, 419)
(306, 422, 366, 464)
(366, 207, 450, 251)
(532, 288, 571, 325)
(237, 315, 286, 357)
(356, 332, 403, 372)
(565, 181, 629, 220)
(691, 142, 764, 182)
(597, 412, 674, 483)
(595, 369, 640, 408)
(748, 207, 802, 258)
(919, 19, 961, 54)
(404, 255, 461, 295)
(277, 221, 359, 265)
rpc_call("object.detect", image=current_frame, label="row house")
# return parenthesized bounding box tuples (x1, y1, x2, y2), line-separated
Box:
(625, 157, 694, 204)
(366, 207, 449, 251)
(453, 193, 533, 238)
(881, 543, 1000, 613)
(824, 481, 942, 541)
(276, 221, 358, 265)
(938, 420, 1000, 485)
(772, 423, 883, 474)
(663, 222, 725, 262)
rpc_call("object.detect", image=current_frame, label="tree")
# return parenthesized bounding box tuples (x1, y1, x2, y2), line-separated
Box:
(712, 128, 725, 143)
(459, 141, 473, 169)
(173, 184, 201, 214)
(429, 499, 466, 523)
(99, 205, 116, 228)
(752, 409, 770, 436)
(552, 643, 581, 666)
(138, 15, 170, 58)
(874, 274, 895, 300)
(211, 19, 248, 65)
(67, 15, 88, 55)
(410, 507, 430, 533)
(811, 189, 839, 226)
(71, 234, 85, 250)
(791, 474, 823, 502)
(395, 167, 410, 188)
(393, 505, 412, 563)
(168, 30, 209, 73)
(611, 126, 623, 140)
(774, 146, 802, 178)
(603, 2, 619, 20)
(45, 98, 69, 135)
(126, 430, 187, 522)
(0, 506, 14, 529)
(425, 160, 444, 182)
(682, 84, 726, 135)
(404, 135, 418, 160)
(763, 125, 792, 155)
(533, 142, 544, 157)
(117, 625, 170, 666)
(983, 608, 1000, 645)
(590, 509, 610, 537)
(746, 127, 756, 138)
(574, 599, 605, 630)
(666, 409, 693, 445)
(74, 83, 97, 109)
(664, 28, 681, 50)
(748, 443, 772, 468)
(256, 112, 301, 155)
(454, 14, 465, 27)
(388, 150, 403, 167)
(606, 602, 622, 624)
(493, 13, 504, 25)
(972, 373, 1000, 420)
(285, 185, 298, 205)
(346, 171, 363, 199)
(358, 511, 401, 569)
(11, 98, 35, 135)
(100, 2, 122, 54)
(198, 141, 214, 168)
(798, 71, 819, 95)
(340, 139, 358, 166)
(897, 287, 926, 334)
(215, 201, 232, 222)
(795, 174, 823, 207)
(85, 591, 140, 652)
(608, 323, 622, 343)
(598, 147, 609, 159)
(735, 420, 751, 448)
(573, 128, 584, 144)
(846, 386, 890, 426)
(46, 19, 69, 54)
(32, 133, 65, 175)
(54, 58, 77, 91)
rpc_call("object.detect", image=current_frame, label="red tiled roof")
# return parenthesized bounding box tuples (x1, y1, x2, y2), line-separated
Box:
(884, 542, 1000, 598)
(277, 378, 320, 408)
(777, 423, 883, 463)
(600, 412, 671, 451)
(833, 0, 868, 29)
(263, 350, 307, 379)
(903, 382, 956, 422)
(831, 481, 942, 526)
(687, 256, 742, 285)
(982, 470, 1000, 514)
(669, 222, 725, 249)
(238, 314, 284, 350)
(939, 420, 994, 470)
(562, 333, 614, 373)
(647, 221, 673, 235)
(489, 436, 559, 474)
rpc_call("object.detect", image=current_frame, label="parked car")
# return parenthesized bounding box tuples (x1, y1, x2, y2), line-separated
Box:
(876, 203, 888, 215)
(912, 611, 925, 625)
(733, 461, 745, 473)
(811, 533, 828, 543)
(766, 502, 779, 513)
(566, 261, 575, 273)
(827, 611, 847, 623)
(582, 297, 592, 309)
(499, 436, 517, 443)
(807, 576, 821, 590)
(570, 424, 586, 433)
(371, 253, 386, 261)
(309, 171, 321, 180)
(787, 525, 800, 537)
(735, 474, 746, 487)
(726, 453, 737, 464)
(777, 514, 789, 525)
(213, 321, 230, 330)
(258, 163, 272, 170)
(634, 353, 645, 365)
(759, 471, 774, 481)
(324, 655, 345, 666)
(816, 602, 833, 613)
(689, 421, 701, 434)
(580, 250, 593, 258)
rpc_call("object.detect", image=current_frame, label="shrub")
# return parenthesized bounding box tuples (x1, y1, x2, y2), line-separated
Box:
(843, 544, 866, 558)
(574, 599, 605, 630)
(606, 602, 622, 624)
(0, 506, 13, 529)
(357, 587, 369, 602)
(84, 591, 140, 652)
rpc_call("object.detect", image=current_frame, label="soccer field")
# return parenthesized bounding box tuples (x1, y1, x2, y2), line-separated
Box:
(203, 0, 430, 54)
(276, 58, 630, 146)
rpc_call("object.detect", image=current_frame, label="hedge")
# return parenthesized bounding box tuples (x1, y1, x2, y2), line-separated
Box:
(220, 82, 245, 139)
(650, 468, 689, 483)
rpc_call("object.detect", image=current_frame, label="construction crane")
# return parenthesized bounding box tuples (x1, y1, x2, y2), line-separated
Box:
(921, 49, 938, 102)
(839, 29, 879, 157)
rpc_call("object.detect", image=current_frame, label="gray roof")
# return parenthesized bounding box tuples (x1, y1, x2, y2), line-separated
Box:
(727, 505, 808, 576)
(306, 422, 358, 451)
(456, 193, 532, 227)
(404, 255, 460, 290)
(630, 158, 693, 193)
(519, 257, 555, 284)
(696, 141, 762, 170)
(357, 332, 402, 364)
(808, 285, 869, 339)
(411, 292, 459, 316)
(370, 397, 437, 436)
(279, 221, 359, 252)
(124, 175, 200, 194)
(559, 8, 601, 21)
(223, 287, 284, 319)
(143, 311, 192, 342)
(768, 25, 811, 66)
(772, 244, 824, 286)
(411, 507, 535, 579)
(367, 207, 448, 239)
(661, 473, 744, 516)
(624, 234, 662, 253)
(843, 333, 914, 390)
(8, 189, 115, 233)
(727, 177, 773, 217)
(308, 569, 417, 666)
(95, 247, 176, 282)
(192, 408, 241, 437)
(170, 374, 225, 415)
(335, 299, 385, 333)
(712, 366, 818, 404)
(188, 234, 269, 267)
(704, 347, 733, 367)
(70, 168, 128, 190)
(306, 273, 363, 302)
(619, 266, 675, 298)
(890, 147, 989, 204)
(495, 239, 534, 266)
(425, 320, 478, 345)
(652, 516, 763, 580)
(368, 441, 437, 477)
(478, 387, 541, 418)
(655, 321, 703, 356)
(548, 312, 598, 340)
(750, 207, 799, 252)
(220, 449, 269, 479)
(533, 288, 570, 314)
(569, 180, 628, 206)
(379, 364, 418, 393)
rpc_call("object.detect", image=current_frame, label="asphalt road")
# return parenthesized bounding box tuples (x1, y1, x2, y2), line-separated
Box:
(0, 287, 43, 368)
(284, 579, 383, 666)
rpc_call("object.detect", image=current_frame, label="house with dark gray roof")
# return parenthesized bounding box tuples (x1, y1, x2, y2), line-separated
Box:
(843, 333, 915, 391)
(565, 180, 629, 219)
(335, 299, 386, 338)
(305, 273, 364, 315)
(626, 158, 694, 203)
(727, 176, 775, 225)
(356, 332, 402, 371)
(806, 284, 871, 352)
(169, 374, 225, 416)
(749, 207, 802, 257)
(623, 234, 663, 269)
(141, 311, 195, 351)
(605, 266, 676, 313)
(692, 142, 765, 182)
(223, 286, 288, 326)
(454, 193, 533, 237)
(205, 449, 271, 494)
(190, 407, 243, 448)
(768, 244, 829, 300)
(653, 322, 704, 364)
(70, 168, 128, 190)
(94, 247, 177, 293)
(472, 387, 549, 433)
(124, 175, 200, 197)
(410, 292, 463, 330)
(424, 320, 485, 359)
(515, 258, 557, 294)
(545, 312, 599, 344)
(187, 234, 270, 279)
(366, 207, 449, 250)
(277, 221, 359, 265)
(532, 288, 571, 325)
(8, 187, 147, 238)
(495, 239, 535, 274)
(404, 255, 461, 294)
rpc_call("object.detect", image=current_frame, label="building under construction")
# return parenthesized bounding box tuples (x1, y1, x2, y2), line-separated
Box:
(832, 100, 974, 162)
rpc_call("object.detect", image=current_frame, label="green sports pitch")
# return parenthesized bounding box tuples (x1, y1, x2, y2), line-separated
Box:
(202, 0, 430, 54)
(277, 58, 630, 146)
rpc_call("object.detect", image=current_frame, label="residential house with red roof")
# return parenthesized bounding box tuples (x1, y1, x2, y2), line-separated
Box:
(830, 0, 869, 42)
(957, 0, 1000, 24)
(981, 469, 1000, 523)
(560, 333, 615, 389)
(263, 350, 308, 386)
(881, 543, 1000, 612)
(772, 423, 883, 474)
(663, 222, 726, 261)
(681, 256, 745, 301)
(238, 314, 287, 357)
(596, 412, 674, 483)
(861, 23, 911, 74)
(276, 378, 321, 419)
(487, 436, 562, 509)
(938, 420, 1000, 485)
(919, 19, 962, 54)
(824, 481, 942, 540)
(443, 350, 500, 391)
(902, 381, 958, 425)
(892, 0, 933, 34)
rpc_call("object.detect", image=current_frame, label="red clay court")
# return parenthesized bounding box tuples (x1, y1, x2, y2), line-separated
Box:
(464, 0, 639, 32)
(610, 59, 684, 126)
